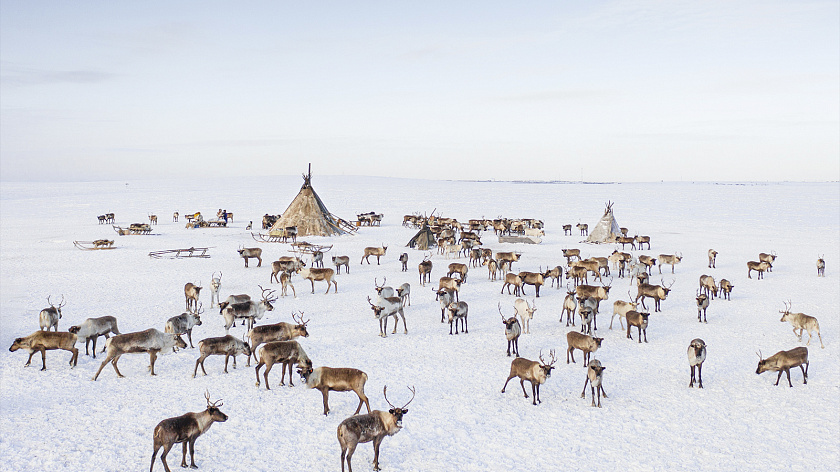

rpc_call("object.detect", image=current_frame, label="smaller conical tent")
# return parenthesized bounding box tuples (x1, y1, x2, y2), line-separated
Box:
(586, 201, 621, 243)
(269, 165, 353, 237)
(406, 223, 436, 250)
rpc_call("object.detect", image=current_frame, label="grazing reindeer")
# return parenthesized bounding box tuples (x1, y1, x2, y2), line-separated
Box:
(68, 316, 121, 358)
(150, 392, 227, 472)
(566, 331, 603, 367)
(418, 255, 433, 286)
(616, 235, 636, 250)
(39, 295, 66, 332)
(361, 245, 388, 265)
(699, 275, 717, 300)
(446, 301, 469, 335)
(399, 253, 408, 272)
(817, 255, 825, 277)
(182, 282, 203, 311)
(688, 339, 706, 388)
(759, 251, 777, 272)
(193, 335, 251, 376)
(747, 261, 771, 279)
(696, 291, 709, 323)
(254, 340, 312, 389)
(337, 386, 415, 472)
(237, 246, 262, 268)
(500, 304, 522, 357)
(780, 301, 824, 348)
(298, 366, 371, 416)
(209, 273, 222, 308)
(92, 328, 187, 380)
(332, 255, 351, 274)
(447, 262, 469, 283)
(9, 331, 78, 370)
(581, 359, 608, 407)
(719, 279, 734, 300)
(625, 311, 650, 343)
(756, 347, 809, 387)
(501, 350, 557, 405)
(708, 249, 718, 268)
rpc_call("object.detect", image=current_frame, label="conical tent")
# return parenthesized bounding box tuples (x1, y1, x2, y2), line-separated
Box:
(586, 201, 621, 243)
(406, 223, 437, 250)
(269, 167, 353, 237)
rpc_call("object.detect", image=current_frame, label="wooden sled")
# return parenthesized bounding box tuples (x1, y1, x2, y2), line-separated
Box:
(498, 235, 542, 245)
(74, 240, 117, 250)
(148, 247, 212, 259)
(113, 224, 153, 235)
(251, 231, 294, 243)
(290, 241, 333, 254)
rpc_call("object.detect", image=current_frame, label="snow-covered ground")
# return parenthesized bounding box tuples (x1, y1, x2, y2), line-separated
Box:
(1, 176, 838, 472)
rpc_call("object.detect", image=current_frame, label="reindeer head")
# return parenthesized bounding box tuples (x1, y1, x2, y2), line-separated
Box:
(779, 300, 793, 322)
(367, 297, 384, 317)
(46, 295, 66, 317)
(374, 277, 387, 295)
(689, 339, 706, 354)
(204, 391, 228, 422)
(190, 303, 204, 324)
(499, 303, 518, 328)
(538, 349, 557, 378)
(211, 272, 222, 290)
(292, 311, 310, 337)
(258, 285, 277, 310)
(755, 350, 770, 374)
(384, 385, 415, 427)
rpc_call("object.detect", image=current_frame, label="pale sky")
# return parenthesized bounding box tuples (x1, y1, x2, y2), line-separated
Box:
(1, 1, 838, 182)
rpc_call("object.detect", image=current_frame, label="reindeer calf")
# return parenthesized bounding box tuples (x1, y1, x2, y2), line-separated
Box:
(9, 331, 78, 370)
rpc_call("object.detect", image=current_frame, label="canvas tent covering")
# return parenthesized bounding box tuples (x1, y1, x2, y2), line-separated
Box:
(269, 168, 353, 237)
(586, 201, 621, 243)
(406, 223, 437, 250)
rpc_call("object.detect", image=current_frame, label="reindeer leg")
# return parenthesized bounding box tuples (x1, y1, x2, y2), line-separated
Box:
(181, 442, 188, 468)
(149, 350, 158, 375)
(38, 346, 47, 371)
(25, 350, 36, 367)
(519, 378, 529, 398)
(800, 364, 807, 384)
(696, 365, 702, 389)
(159, 442, 174, 472)
(372, 436, 384, 470)
(774, 370, 783, 386)
(223, 354, 230, 373)
(581, 377, 590, 398)
(689, 365, 695, 388)
(501, 375, 515, 393)
(263, 363, 275, 389)
(112, 354, 125, 378)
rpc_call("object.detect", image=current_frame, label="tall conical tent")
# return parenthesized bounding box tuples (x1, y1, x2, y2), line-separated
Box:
(406, 223, 436, 250)
(586, 201, 621, 243)
(269, 166, 353, 237)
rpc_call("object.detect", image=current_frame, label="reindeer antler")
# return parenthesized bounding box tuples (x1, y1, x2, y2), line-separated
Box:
(204, 390, 223, 408)
(498, 302, 505, 321)
(539, 349, 557, 367)
(384, 385, 416, 409)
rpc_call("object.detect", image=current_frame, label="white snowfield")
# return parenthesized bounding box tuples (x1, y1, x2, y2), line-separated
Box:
(1, 176, 837, 472)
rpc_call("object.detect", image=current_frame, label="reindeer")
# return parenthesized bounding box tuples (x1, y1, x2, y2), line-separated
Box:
(485, 258, 499, 281)
(332, 255, 351, 274)
(635, 235, 651, 250)
(759, 251, 777, 272)
(543, 266, 563, 288)
(149, 213, 158, 225)
(566, 331, 603, 367)
(610, 294, 637, 330)
(361, 245, 388, 265)
(418, 255, 433, 286)
(562, 248, 581, 265)
(209, 272, 222, 308)
(688, 339, 706, 388)
(563, 224, 573, 235)
(518, 271, 545, 297)
(616, 236, 636, 250)
(279, 272, 296, 298)
(577, 223, 588, 236)
(254, 340, 312, 389)
(368, 296, 407, 337)
(561, 287, 578, 327)
(221, 286, 276, 333)
(92, 329, 187, 380)
(236, 246, 262, 267)
(658, 253, 682, 274)
(38, 295, 66, 332)
(374, 277, 395, 299)
(501, 350, 557, 405)
(469, 248, 482, 268)
(566, 266, 588, 286)
(446, 301, 469, 335)
(298, 267, 337, 294)
(150, 392, 227, 472)
(399, 253, 408, 272)
(719, 279, 734, 300)
(780, 301, 824, 348)
(513, 298, 536, 334)
(184, 282, 202, 311)
(311, 251, 325, 268)
(699, 275, 717, 300)
(817, 255, 825, 277)
(9, 331, 78, 370)
(447, 262, 469, 283)
(696, 291, 709, 323)
(747, 261, 771, 279)
(68, 316, 121, 358)
(500, 304, 522, 357)
(638, 255, 657, 275)
(165, 304, 203, 349)
(625, 310, 650, 343)
(708, 249, 718, 268)
(218, 294, 250, 313)
(337, 386, 414, 472)
(172, 211, 179, 222)
(635, 279, 673, 312)
(193, 335, 251, 376)
(581, 359, 608, 407)
(395, 283, 411, 307)
(496, 251, 521, 272)
(501, 273, 523, 297)
(570, 259, 602, 283)
(435, 288, 455, 323)
(246, 312, 310, 366)
(438, 277, 461, 301)
(298, 366, 371, 416)
(756, 347, 809, 387)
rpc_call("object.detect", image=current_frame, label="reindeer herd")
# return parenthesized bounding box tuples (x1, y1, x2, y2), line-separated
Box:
(7, 208, 832, 472)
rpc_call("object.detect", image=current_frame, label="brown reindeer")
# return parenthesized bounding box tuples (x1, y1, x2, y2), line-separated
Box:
(150, 392, 228, 472)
